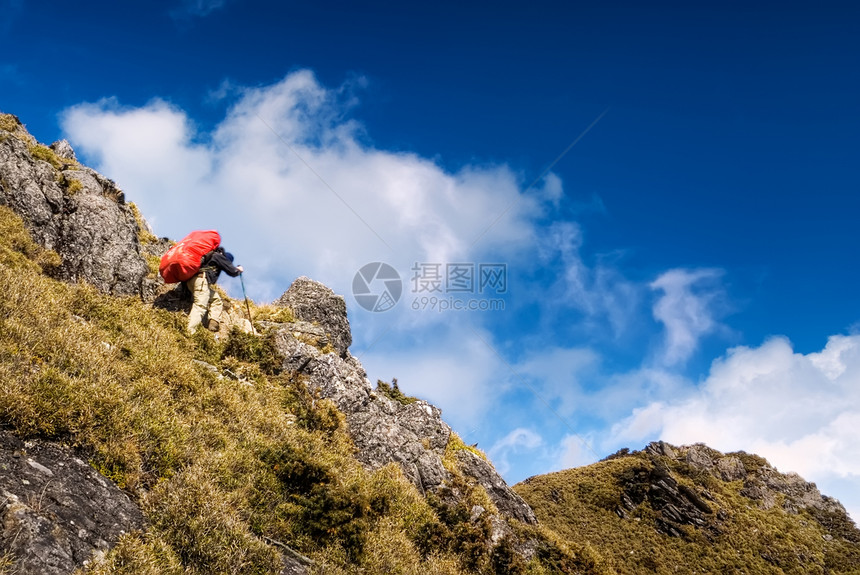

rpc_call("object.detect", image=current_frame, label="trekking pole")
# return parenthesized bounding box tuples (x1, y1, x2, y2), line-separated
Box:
(239, 272, 253, 323)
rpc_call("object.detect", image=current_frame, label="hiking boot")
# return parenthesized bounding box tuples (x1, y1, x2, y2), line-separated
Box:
(208, 320, 220, 332)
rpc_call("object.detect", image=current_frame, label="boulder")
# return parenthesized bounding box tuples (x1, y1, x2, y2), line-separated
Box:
(0, 431, 145, 575)
(715, 456, 746, 482)
(0, 121, 147, 296)
(455, 449, 537, 524)
(50, 139, 77, 162)
(273, 277, 352, 357)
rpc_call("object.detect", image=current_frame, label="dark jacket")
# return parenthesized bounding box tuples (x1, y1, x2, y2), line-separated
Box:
(201, 247, 241, 285)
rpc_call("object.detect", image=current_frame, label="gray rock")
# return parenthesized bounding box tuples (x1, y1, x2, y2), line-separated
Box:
(50, 139, 77, 162)
(0, 125, 148, 296)
(262, 535, 313, 575)
(0, 431, 145, 575)
(629, 443, 858, 541)
(0, 134, 63, 237)
(54, 191, 147, 295)
(684, 443, 716, 471)
(645, 441, 676, 459)
(273, 277, 352, 357)
(283, 321, 331, 348)
(613, 452, 720, 538)
(716, 456, 746, 482)
(269, 286, 537, 525)
(740, 480, 777, 510)
(455, 449, 537, 524)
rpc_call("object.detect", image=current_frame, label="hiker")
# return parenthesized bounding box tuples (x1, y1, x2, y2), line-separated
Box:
(186, 246, 243, 334)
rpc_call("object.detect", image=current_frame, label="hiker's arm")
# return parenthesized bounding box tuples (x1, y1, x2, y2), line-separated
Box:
(222, 262, 242, 277)
(211, 252, 242, 277)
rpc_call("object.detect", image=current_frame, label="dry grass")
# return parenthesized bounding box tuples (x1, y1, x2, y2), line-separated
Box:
(66, 178, 84, 194)
(376, 378, 419, 405)
(77, 532, 184, 575)
(28, 142, 66, 169)
(0, 552, 15, 575)
(0, 207, 61, 272)
(128, 202, 158, 246)
(0, 113, 20, 132)
(444, 431, 488, 462)
(1, 205, 613, 574)
(250, 303, 296, 324)
(515, 450, 860, 574)
(1, 205, 542, 574)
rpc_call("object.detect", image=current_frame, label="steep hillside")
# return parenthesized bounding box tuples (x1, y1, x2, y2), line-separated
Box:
(0, 113, 147, 296)
(515, 442, 860, 574)
(0, 113, 600, 575)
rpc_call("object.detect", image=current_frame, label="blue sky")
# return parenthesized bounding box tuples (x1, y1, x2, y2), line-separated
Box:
(3, 1, 860, 521)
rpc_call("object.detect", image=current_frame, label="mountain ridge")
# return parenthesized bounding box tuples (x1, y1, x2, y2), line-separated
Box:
(515, 441, 860, 574)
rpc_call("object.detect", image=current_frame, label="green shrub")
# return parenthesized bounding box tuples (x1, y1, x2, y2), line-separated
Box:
(66, 178, 84, 195)
(250, 304, 296, 324)
(515, 449, 860, 575)
(78, 532, 184, 575)
(146, 465, 282, 573)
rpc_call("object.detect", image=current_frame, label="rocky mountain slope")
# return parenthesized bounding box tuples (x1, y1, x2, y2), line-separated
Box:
(0, 114, 147, 296)
(2, 112, 858, 574)
(0, 112, 581, 574)
(515, 442, 860, 574)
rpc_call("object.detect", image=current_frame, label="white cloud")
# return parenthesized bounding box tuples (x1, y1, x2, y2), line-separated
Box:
(489, 428, 544, 475)
(513, 346, 600, 416)
(611, 334, 860, 522)
(61, 69, 860, 524)
(538, 221, 639, 337)
(61, 70, 548, 304)
(650, 268, 727, 365)
(61, 99, 213, 233)
(359, 326, 508, 428)
(555, 433, 599, 469)
(59, 71, 604, 485)
(509, 347, 690, 428)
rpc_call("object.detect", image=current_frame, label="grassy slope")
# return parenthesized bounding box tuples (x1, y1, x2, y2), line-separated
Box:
(514, 449, 860, 575)
(0, 205, 596, 575)
(5, 195, 859, 575)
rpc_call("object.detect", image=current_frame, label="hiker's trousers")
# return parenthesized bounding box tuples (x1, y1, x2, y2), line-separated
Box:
(185, 272, 223, 334)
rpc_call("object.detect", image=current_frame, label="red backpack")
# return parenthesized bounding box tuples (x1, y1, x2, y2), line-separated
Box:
(159, 230, 221, 284)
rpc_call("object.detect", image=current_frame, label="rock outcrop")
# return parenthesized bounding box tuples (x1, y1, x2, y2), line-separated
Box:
(611, 441, 857, 540)
(0, 431, 145, 575)
(674, 442, 848, 517)
(0, 113, 148, 296)
(271, 277, 537, 525)
(274, 277, 352, 357)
